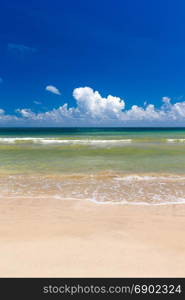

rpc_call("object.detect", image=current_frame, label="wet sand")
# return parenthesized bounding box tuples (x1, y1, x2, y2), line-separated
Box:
(0, 197, 185, 277)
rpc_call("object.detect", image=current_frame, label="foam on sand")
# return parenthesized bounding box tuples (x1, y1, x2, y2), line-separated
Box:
(1, 173, 185, 206)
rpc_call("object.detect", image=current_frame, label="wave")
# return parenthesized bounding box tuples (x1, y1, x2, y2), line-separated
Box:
(1, 137, 185, 145)
(3, 194, 185, 206)
(1, 173, 185, 206)
(88, 197, 185, 206)
(0, 137, 132, 145)
(167, 139, 185, 143)
(114, 174, 185, 181)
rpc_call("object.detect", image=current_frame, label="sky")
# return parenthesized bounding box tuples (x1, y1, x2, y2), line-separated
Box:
(1, 0, 185, 126)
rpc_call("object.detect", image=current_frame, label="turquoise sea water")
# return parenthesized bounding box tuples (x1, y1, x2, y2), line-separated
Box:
(0, 127, 185, 174)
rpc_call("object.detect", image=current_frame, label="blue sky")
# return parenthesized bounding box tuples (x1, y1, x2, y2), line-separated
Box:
(1, 0, 185, 126)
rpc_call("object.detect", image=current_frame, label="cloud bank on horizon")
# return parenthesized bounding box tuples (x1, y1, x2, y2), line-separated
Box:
(1, 87, 185, 126)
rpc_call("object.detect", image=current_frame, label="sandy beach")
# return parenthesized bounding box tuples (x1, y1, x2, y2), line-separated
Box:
(0, 196, 185, 277)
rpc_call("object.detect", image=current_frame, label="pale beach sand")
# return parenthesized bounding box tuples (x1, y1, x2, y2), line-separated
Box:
(0, 197, 185, 277)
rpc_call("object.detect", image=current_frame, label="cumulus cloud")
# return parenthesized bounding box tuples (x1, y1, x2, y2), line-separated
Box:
(73, 87, 125, 119)
(1, 86, 185, 126)
(45, 85, 61, 95)
(16, 108, 36, 119)
(162, 96, 171, 104)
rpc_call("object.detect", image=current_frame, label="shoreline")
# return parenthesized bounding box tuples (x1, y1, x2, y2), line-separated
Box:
(0, 197, 185, 277)
(1, 171, 185, 206)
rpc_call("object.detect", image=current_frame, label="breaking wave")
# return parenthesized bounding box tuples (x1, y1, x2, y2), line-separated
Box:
(0, 137, 132, 145)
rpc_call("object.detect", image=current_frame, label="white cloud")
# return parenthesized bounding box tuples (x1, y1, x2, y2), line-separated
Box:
(34, 100, 42, 105)
(45, 85, 61, 95)
(1, 87, 185, 126)
(162, 96, 171, 104)
(16, 108, 36, 119)
(8, 43, 36, 54)
(73, 87, 125, 119)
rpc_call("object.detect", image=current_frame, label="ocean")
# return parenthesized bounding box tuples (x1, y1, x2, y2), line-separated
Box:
(1, 127, 185, 205)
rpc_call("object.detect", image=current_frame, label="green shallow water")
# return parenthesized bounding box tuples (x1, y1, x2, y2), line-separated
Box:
(0, 127, 185, 175)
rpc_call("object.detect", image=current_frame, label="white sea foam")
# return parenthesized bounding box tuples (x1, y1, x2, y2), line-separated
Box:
(88, 197, 185, 206)
(167, 138, 185, 143)
(114, 174, 185, 181)
(114, 175, 157, 181)
(0, 137, 132, 145)
(2, 193, 185, 206)
(2, 137, 185, 144)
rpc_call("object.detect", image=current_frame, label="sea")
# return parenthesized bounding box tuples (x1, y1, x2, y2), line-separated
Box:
(1, 127, 185, 205)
